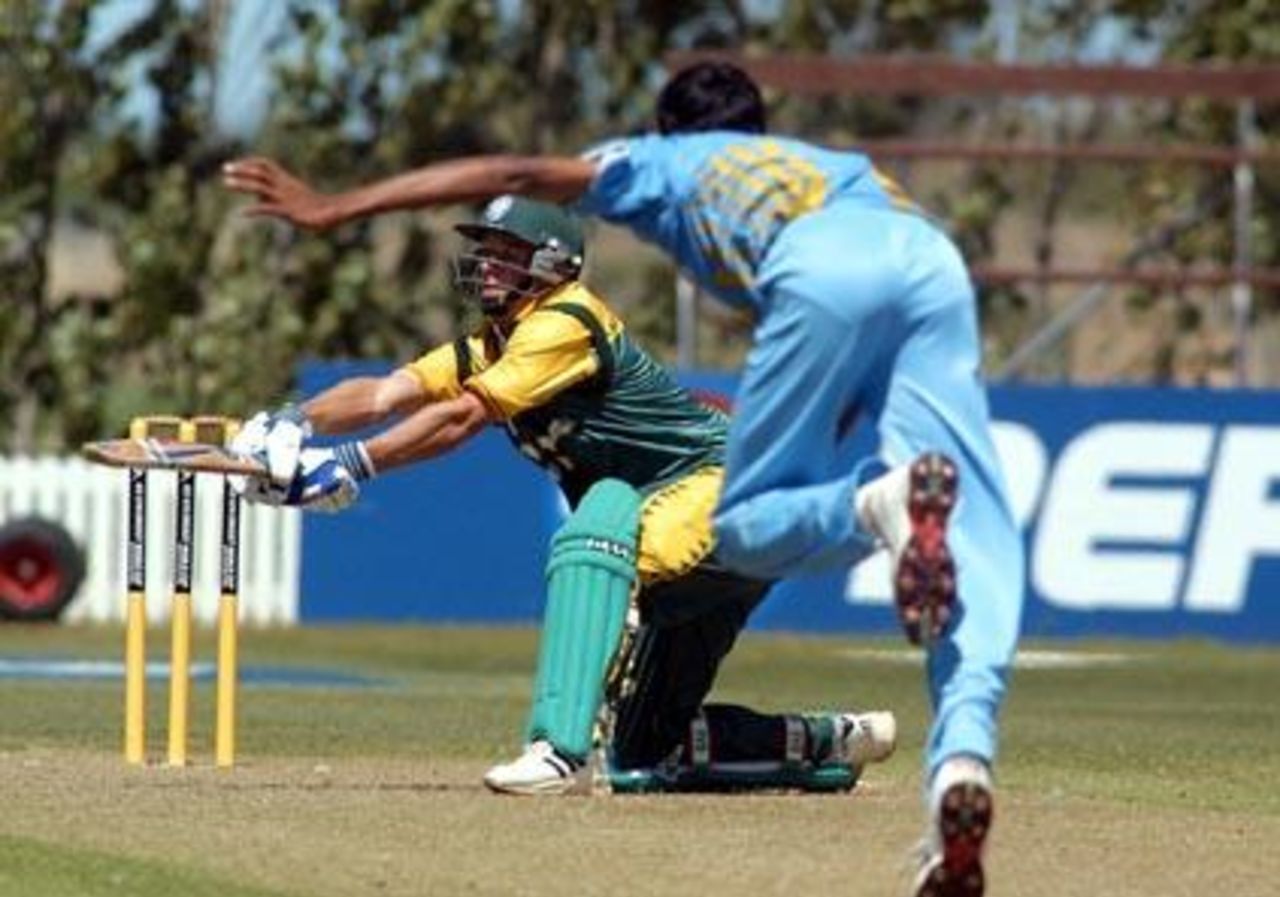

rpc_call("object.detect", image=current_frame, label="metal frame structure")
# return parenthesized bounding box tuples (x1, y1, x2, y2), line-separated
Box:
(665, 52, 1279, 384)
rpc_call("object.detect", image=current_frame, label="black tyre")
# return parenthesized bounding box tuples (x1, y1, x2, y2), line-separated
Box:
(0, 517, 87, 622)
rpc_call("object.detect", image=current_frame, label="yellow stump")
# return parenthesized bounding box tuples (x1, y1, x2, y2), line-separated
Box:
(212, 417, 242, 769)
(166, 420, 198, 767)
(166, 592, 193, 766)
(123, 417, 150, 765)
(124, 591, 147, 765)
(215, 593, 239, 768)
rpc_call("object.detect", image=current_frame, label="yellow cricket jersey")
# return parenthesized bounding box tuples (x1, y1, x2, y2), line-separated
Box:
(402, 282, 730, 583)
(403, 282, 618, 419)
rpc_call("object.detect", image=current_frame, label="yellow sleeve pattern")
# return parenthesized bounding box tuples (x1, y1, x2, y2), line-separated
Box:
(636, 466, 723, 585)
(465, 285, 617, 420)
(402, 341, 468, 401)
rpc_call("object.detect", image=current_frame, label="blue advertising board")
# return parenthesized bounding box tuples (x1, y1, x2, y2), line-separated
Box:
(298, 362, 1280, 642)
(297, 361, 558, 623)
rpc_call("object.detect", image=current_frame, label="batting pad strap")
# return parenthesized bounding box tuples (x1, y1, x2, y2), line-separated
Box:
(527, 479, 642, 761)
(784, 717, 806, 767)
(688, 715, 712, 769)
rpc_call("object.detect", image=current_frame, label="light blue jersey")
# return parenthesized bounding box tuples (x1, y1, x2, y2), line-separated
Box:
(578, 132, 920, 311)
(577, 129, 1024, 778)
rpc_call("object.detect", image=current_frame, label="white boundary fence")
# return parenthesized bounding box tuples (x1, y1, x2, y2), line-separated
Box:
(0, 456, 301, 626)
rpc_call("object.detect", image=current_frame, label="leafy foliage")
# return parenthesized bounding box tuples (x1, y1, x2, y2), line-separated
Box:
(0, 1, 1273, 451)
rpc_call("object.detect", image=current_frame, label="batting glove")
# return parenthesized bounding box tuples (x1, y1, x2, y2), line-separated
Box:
(231, 404, 313, 486)
(283, 442, 375, 513)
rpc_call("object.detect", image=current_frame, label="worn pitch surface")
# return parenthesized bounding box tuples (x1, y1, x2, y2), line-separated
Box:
(0, 625, 1276, 897)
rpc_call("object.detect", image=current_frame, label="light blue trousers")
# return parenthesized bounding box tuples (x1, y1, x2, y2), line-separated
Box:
(712, 203, 1024, 776)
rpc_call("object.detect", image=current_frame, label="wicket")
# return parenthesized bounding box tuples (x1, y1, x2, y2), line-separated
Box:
(122, 415, 243, 768)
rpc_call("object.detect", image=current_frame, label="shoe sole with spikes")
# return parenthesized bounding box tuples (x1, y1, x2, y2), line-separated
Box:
(895, 453, 959, 646)
(912, 777, 994, 897)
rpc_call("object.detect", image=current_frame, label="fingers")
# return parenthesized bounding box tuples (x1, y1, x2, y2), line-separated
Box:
(222, 156, 279, 179)
(223, 170, 277, 196)
(222, 158, 331, 228)
(222, 158, 288, 195)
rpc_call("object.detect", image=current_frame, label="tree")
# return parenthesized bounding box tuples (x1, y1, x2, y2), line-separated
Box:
(1, 0, 246, 451)
(4, 1, 1273, 452)
(1, 1, 101, 452)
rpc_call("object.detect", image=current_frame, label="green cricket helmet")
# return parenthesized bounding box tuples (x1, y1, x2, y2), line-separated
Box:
(453, 195, 585, 315)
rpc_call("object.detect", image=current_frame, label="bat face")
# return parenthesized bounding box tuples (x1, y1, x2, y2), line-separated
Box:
(81, 439, 269, 477)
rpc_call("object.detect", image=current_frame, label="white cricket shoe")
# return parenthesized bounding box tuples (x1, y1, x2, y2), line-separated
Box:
(833, 711, 898, 766)
(855, 453, 959, 646)
(911, 756, 994, 897)
(483, 740, 590, 796)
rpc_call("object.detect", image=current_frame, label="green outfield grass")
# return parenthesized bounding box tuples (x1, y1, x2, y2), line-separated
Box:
(0, 624, 1276, 897)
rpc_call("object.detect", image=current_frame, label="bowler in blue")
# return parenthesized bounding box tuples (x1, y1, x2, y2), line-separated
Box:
(577, 68, 1021, 896)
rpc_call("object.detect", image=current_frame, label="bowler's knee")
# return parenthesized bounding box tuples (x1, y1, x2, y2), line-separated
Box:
(713, 507, 789, 580)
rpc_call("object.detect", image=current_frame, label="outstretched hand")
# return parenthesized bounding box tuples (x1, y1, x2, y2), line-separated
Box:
(222, 157, 339, 230)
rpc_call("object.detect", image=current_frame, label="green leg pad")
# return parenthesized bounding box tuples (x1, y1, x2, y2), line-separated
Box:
(526, 479, 642, 761)
(606, 762, 859, 794)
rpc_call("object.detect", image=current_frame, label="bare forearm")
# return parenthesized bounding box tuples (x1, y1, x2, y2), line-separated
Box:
(363, 392, 491, 474)
(325, 155, 595, 226)
(301, 374, 423, 435)
(224, 153, 596, 231)
(298, 379, 387, 434)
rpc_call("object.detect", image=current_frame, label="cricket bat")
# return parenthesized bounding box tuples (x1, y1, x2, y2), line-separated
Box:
(81, 438, 269, 477)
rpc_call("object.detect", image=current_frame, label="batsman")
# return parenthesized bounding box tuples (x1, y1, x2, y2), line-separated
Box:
(233, 196, 895, 793)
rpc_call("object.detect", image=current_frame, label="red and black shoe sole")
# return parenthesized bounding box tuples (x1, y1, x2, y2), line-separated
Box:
(914, 778, 994, 897)
(895, 453, 959, 646)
